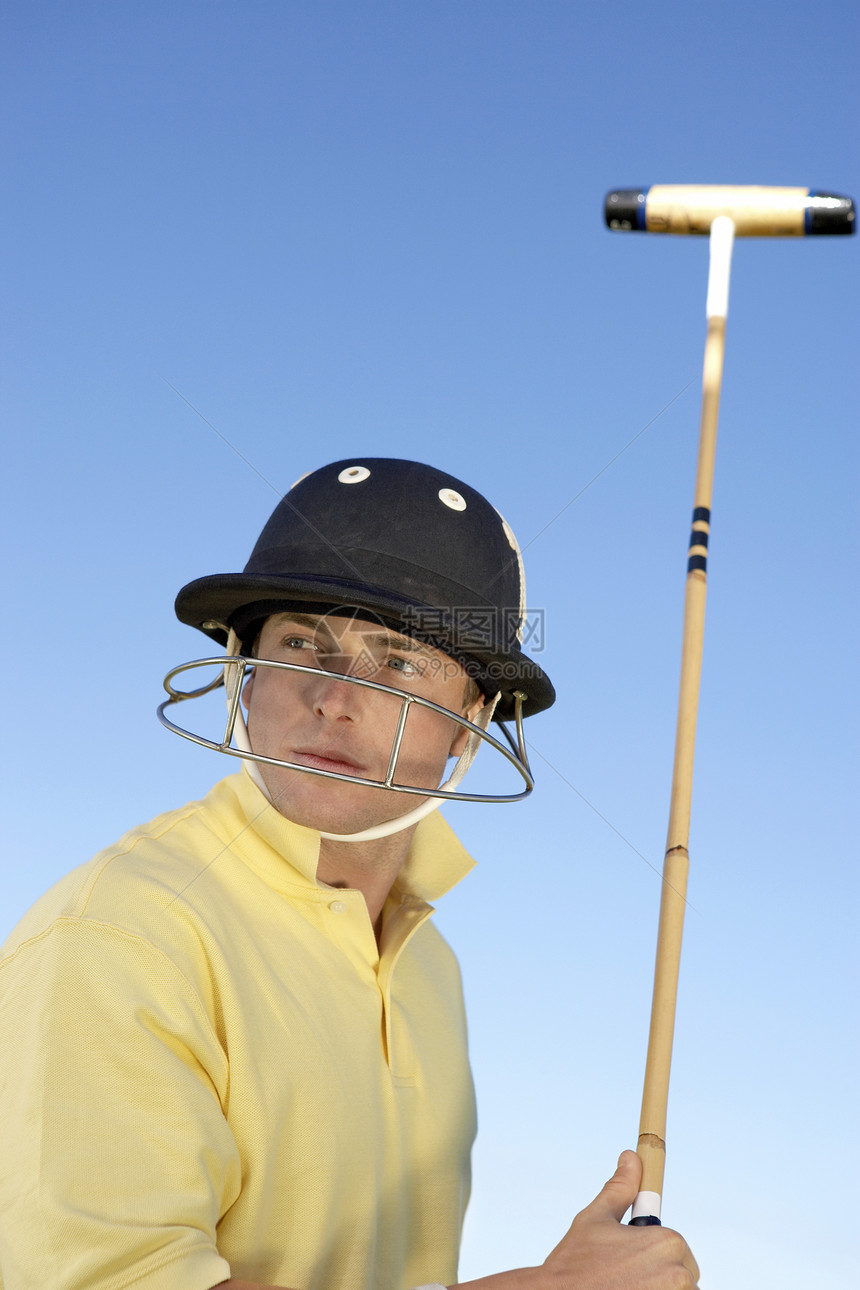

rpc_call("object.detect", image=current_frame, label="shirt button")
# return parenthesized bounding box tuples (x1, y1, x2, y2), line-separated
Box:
(329, 901, 347, 914)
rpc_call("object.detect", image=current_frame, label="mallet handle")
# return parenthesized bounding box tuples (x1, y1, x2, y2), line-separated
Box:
(630, 217, 735, 1226)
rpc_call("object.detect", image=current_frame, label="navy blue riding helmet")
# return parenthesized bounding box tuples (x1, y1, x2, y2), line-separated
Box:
(175, 458, 555, 723)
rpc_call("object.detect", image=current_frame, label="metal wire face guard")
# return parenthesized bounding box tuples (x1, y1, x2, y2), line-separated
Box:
(158, 655, 534, 804)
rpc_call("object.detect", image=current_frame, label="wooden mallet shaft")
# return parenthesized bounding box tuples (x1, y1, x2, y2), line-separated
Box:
(629, 216, 735, 1225)
(604, 180, 853, 1224)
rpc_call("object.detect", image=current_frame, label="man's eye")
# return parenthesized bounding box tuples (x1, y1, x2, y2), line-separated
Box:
(282, 636, 317, 651)
(386, 655, 420, 677)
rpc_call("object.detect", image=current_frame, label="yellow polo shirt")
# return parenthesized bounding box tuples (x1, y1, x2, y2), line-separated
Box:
(0, 769, 477, 1290)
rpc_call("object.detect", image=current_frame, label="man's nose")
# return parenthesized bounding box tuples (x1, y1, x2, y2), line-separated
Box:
(319, 648, 376, 681)
(312, 671, 366, 722)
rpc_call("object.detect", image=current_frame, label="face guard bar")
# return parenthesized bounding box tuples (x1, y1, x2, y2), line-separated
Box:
(158, 655, 534, 804)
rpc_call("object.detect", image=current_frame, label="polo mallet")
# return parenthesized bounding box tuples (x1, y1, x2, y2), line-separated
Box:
(604, 184, 856, 1226)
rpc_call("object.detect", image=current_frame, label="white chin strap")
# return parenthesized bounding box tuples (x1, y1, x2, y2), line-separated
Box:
(224, 630, 500, 843)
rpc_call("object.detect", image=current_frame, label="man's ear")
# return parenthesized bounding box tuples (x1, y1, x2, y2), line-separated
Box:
(241, 668, 255, 711)
(449, 694, 485, 757)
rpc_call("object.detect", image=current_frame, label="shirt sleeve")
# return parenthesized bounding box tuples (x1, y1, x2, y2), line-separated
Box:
(0, 917, 239, 1290)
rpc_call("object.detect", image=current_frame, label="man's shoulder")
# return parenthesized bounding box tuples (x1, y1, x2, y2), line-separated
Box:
(1, 775, 246, 959)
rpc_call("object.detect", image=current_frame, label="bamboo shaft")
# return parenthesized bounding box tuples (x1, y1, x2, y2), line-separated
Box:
(665, 316, 724, 852)
(636, 849, 689, 1194)
(635, 220, 733, 1214)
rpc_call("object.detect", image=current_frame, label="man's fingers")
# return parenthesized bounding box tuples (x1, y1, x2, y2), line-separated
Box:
(576, 1150, 643, 1226)
(684, 1242, 701, 1285)
(544, 1153, 701, 1287)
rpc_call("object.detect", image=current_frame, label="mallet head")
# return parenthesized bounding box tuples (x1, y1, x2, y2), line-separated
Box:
(605, 184, 855, 236)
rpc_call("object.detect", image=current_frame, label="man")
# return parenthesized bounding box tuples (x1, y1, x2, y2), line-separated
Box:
(0, 458, 698, 1289)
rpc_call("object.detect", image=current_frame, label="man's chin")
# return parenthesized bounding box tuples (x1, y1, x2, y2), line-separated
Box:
(259, 765, 430, 837)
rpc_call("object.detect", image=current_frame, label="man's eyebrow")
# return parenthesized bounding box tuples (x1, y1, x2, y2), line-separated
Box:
(270, 614, 437, 657)
(358, 632, 436, 657)
(271, 612, 323, 631)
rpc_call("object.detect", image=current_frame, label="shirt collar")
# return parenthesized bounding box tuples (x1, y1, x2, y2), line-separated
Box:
(224, 764, 475, 898)
(394, 809, 476, 902)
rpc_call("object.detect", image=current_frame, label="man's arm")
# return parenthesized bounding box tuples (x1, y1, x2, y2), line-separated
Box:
(212, 1151, 698, 1290)
(213, 1282, 292, 1289)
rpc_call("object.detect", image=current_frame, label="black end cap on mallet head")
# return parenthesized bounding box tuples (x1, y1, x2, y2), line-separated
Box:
(605, 189, 647, 231)
(629, 1214, 663, 1226)
(806, 192, 855, 234)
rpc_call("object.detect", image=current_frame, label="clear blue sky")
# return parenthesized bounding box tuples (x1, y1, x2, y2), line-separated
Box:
(2, 3, 857, 1286)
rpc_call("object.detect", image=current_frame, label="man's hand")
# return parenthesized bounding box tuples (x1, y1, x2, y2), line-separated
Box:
(542, 1151, 699, 1289)
(216, 1153, 698, 1290)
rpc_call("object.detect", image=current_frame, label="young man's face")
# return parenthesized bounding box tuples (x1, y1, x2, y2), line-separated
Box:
(241, 611, 483, 835)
